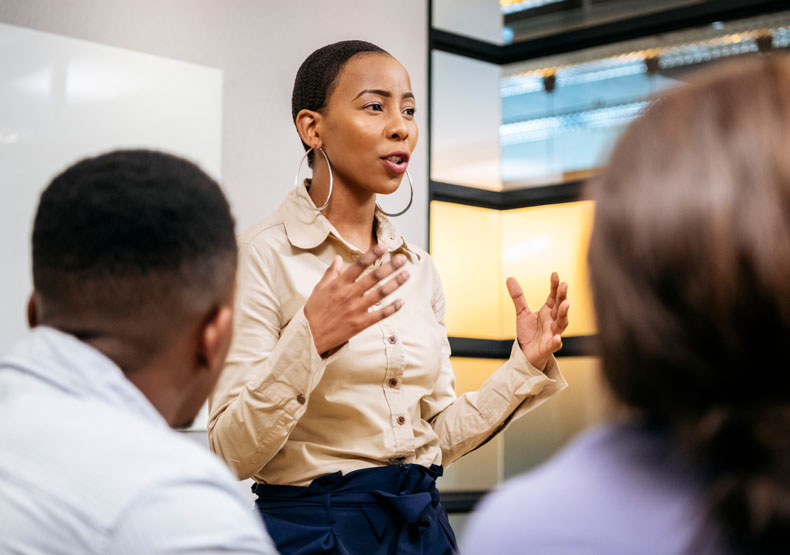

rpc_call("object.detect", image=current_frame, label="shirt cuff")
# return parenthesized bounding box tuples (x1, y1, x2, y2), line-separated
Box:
(486, 340, 568, 429)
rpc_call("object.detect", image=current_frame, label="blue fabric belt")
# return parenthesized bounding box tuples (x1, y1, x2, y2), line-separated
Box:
(252, 464, 456, 555)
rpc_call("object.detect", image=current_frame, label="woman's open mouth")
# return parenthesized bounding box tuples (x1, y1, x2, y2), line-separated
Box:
(381, 152, 410, 174)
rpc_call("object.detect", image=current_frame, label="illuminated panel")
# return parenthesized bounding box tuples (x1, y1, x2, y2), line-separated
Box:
(442, 357, 508, 491)
(500, 201, 596, 338)
(451, 357, 505, 396)
(430, 201, 504, 339)
(502, 356, 612, 477)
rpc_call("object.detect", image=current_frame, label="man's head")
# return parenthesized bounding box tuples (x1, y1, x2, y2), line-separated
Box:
(30, 149, 238, 427)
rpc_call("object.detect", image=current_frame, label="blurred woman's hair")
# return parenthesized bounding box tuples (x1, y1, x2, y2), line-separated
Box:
(587, 55, 790, 552)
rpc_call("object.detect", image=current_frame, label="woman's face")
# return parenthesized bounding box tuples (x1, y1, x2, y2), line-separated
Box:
(318, 53, 418, 196)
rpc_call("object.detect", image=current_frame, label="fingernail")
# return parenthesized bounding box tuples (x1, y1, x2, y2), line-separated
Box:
(393, 254, 406, 267)
(400, 270, 410, 282)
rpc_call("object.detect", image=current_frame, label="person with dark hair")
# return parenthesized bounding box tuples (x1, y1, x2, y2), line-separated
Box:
(208, 40, 570, 554)
(462, 55, 790, 554)
(0, 149, 277, 554)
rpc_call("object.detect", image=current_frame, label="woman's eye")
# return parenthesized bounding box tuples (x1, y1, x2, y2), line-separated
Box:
(366, 103, 383, 112)
(404, 107, 416, 117)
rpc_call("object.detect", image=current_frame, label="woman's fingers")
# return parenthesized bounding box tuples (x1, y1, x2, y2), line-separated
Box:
(551, 281, 568, 319)
(317, 255, 343, 286)
(356, 253, 408, 293)
(365, 298, 405, 325)
(341, 243, 387, 284)
(544, 272, 560, 308)
(362, 269, 410, 308)
(553, 299, 570, 333)
(507, 277, 531, 316)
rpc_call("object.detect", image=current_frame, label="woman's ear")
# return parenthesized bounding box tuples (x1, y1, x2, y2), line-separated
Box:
(295, 108, 323, 150)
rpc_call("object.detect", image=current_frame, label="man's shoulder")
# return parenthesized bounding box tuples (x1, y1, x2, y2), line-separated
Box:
(0, 392, 275, 553)
(0, 394, 240, 522)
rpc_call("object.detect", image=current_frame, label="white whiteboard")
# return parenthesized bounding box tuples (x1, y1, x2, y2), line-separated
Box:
(0, 22, 223, 427)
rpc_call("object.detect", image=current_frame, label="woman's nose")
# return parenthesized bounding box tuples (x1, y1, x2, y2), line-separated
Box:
(387, 116, 409, 141)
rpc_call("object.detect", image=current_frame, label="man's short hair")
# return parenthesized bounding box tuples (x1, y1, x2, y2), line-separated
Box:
(32, 149, 237, 350)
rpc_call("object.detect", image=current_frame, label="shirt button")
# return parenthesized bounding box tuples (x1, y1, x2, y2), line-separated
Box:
(388, 335, 397, 344)
(397, 416, 406, 425)
(296, 394, 306, 404)
(388, 378, 398, 388)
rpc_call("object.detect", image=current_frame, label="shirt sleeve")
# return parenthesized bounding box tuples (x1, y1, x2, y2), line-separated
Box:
(110, 478, 278, 554)
(420, 260, 568, 466)
(207, 241, 345, 479)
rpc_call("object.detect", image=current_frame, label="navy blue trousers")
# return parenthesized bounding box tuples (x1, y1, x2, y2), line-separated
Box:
(253, 464, 458, 555)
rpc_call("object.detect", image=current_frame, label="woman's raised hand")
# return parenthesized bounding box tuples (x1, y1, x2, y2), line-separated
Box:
(507, 272, 569, 372)
(304, 243, 410, 355)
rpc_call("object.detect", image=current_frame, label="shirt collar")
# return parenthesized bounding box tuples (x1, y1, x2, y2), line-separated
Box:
(280, 181, 421, 262)
(0, 326, 167, 428)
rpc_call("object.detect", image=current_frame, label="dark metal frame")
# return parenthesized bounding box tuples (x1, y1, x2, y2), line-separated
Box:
(429, 179, 584, 210)
(430, 0, 790, 65)
(449, 335, 596, 359)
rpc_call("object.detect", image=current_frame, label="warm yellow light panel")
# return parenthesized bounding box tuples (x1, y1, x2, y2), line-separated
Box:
(450, 357, 505, 395)
(430, 201, 504, 339)
(500, 201, 596, 337)
(502, 356, 614, 476)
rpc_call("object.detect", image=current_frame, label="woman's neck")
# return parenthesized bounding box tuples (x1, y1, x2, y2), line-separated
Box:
(309, 164, 378, 252)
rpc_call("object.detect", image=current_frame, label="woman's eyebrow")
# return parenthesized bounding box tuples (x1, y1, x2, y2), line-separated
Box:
(353, 89, 415, 100)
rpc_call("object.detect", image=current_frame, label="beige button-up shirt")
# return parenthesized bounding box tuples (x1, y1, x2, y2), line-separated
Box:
(208, 184, 567, 486)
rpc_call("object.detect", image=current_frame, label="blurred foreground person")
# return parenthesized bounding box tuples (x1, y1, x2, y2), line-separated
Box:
(0, 150, 277, 554)
(463, 55, 790, 554)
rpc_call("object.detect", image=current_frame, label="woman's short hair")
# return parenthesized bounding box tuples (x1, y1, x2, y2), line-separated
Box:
(291, 40, 388, 166)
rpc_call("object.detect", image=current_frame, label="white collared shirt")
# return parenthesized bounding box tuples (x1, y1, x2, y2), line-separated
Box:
(208, 183, 567, 485)
(0, 327, 278, 554)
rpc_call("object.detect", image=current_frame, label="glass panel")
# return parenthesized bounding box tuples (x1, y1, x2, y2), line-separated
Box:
(430, 200, 595, 339)
(502, 0, 706, 44)
(500, 11, 790, 187)
(500, 201, 596, 337)
(440, 434, 503, 492)
(503, 356, 612, 477)
(430, 201, 505, 339)
(431, 50, 503, 190)
(432, 1, 783, 47)
(433, 0, 506, 44)
(444, 355, 506, 492)
(452, 357, 506, 396)
(440, 357, 612, 499)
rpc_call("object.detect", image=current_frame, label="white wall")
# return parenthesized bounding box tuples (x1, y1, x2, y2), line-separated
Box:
(0, 22, 223, 354)
(0, 0, 429, 243)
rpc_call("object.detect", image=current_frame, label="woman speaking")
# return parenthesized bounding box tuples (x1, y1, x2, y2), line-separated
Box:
(208, 40, 569, 555)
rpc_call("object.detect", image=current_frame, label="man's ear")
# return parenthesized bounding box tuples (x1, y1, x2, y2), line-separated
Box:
(197, 305, 234, 375)
(27, 293, 39, 328)
(294, 108, 323, 151)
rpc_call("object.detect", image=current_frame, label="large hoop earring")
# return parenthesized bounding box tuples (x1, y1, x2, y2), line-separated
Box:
(294, 147, 333, 211)
(377, 169, 413, 217)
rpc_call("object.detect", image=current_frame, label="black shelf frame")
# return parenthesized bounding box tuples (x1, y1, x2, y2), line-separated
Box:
(430, 0, 790, 65)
